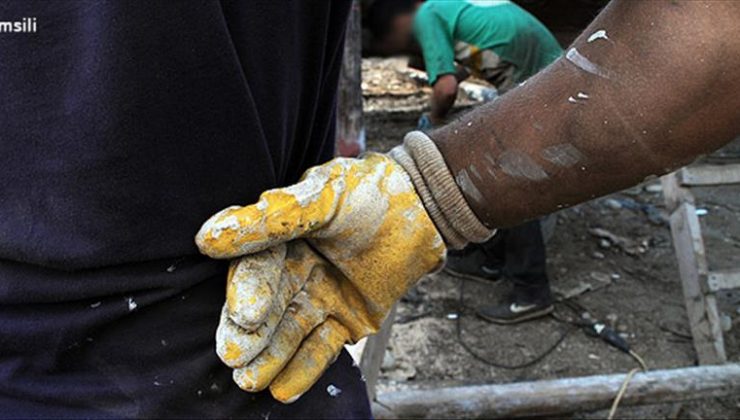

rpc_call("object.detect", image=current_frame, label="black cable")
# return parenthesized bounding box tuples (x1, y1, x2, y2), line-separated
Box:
(454, 278, 576, 370)
(455, 276, 650, 419)
(455, 276, 646, 370)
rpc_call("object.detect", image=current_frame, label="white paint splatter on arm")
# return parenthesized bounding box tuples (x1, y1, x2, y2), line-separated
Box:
(587, 29, 609, 43)
(566, 48, 611, 79)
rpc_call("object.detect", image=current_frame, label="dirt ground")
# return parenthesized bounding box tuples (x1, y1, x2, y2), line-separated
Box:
(362, 58, 740, 419)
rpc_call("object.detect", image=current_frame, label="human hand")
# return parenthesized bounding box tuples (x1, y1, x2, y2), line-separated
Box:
(196, 151, 450, 402)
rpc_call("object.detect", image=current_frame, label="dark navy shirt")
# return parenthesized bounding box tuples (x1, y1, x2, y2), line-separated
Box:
(0, 1, 370, 417)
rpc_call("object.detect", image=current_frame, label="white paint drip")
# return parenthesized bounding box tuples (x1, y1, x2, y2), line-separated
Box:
(587, 29, 609, 43)
(127, 297, 137, 311)
(90, 301, 101, 309)
(327, 384, 342, 397)
(569, 91, 590, 104)
(566, 48, 610, 79)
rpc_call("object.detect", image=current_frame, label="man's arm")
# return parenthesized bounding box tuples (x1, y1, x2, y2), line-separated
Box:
(432, 0, 740, 227)
(430, 73, 458, 125)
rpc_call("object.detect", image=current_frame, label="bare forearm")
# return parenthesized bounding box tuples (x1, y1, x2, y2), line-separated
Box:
(432, 0, 740, 227)
(430, 98, 454, 124)
(430, 74, 458, 124)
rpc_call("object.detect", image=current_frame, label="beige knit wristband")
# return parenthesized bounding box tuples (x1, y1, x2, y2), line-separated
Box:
(389, 131, 495, 249)
(389, 146, 468, 248)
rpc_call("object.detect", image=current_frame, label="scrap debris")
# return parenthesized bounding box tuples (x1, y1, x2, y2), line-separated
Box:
(588, 227, 650, 256)
(554, 271, 615, 300)
(602, 197, 668, 226)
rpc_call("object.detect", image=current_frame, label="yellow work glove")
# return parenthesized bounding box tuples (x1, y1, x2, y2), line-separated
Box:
(196, 132, 494, 403)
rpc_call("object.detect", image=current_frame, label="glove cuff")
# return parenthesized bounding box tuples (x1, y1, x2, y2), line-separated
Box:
(390, 145, 468, 248)
(389, 131, 495, 249)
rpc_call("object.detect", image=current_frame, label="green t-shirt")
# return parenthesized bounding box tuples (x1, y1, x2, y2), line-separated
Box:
(413, 0, 562, 85)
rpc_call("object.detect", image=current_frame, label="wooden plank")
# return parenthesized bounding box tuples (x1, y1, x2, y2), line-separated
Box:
(374, 364, 740, 419)
(335, 0, 365, 157)
(668, 202, 726, 364)
(677, 163, 740, 186)
(660, 172, 693, 212)
(707, 269, 740, 292)
(360, 303, 397, 401)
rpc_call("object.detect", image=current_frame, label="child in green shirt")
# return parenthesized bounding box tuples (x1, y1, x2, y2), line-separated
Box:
(367, 0, 562, 125)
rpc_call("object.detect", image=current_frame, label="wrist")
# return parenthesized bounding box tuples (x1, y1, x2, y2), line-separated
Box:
(389, 131, 495, 249)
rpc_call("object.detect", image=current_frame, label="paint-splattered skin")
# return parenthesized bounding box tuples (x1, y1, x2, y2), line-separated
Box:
(433, 0, 740, 227)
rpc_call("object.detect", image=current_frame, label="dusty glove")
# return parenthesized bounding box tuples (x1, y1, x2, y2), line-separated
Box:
(196, 132, 493, 403)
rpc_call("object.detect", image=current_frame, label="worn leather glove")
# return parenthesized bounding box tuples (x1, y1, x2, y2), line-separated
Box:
(196, 132, 493, 403)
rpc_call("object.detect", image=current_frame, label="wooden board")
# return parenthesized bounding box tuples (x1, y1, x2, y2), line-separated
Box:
(374, 364, 740, 419)
(677, 163, 740, 186)
(335, 0, 365, 157)
(668, 202, 726, 364)
(660, 173, 693, 212)
(360, 304, 397, 401)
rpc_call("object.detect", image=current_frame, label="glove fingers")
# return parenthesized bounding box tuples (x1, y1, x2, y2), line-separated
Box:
(231, 292, 326, 392)
(269, 318, 350, 404)
(216, 276, 291, 368)
(217, 244, 316, 368)
(216, 241, 325, 371)
(225, 245, 286, 331)
(216, 305, 271, 368)
(195, 164, 342, 258)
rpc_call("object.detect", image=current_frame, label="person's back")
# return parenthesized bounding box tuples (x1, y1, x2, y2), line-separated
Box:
(414, 0, 562, 84)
